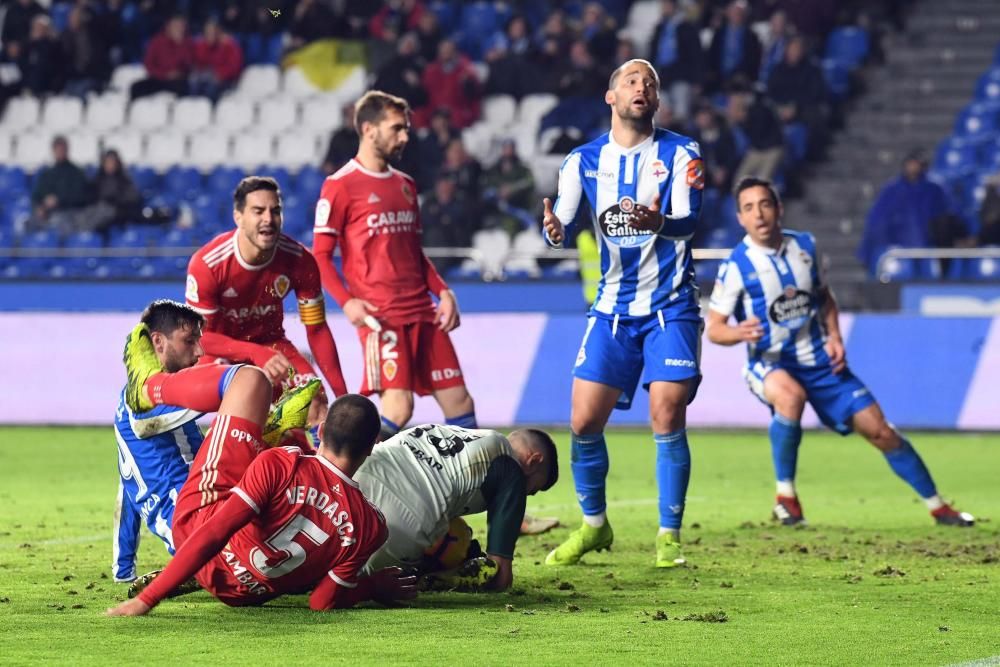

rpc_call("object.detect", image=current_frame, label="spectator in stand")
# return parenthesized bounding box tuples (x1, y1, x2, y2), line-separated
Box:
(689, 103, 742, 196)
(415, 107, 458, 190)
(729, 85, 785, 183)
(190, 18, 243, 102)
(369, 0, 425, 43)
(439, 137, 482, 205)
(414, 9, 442, 64)
(766, 34, 830, 160)
(322, 102, 360, 175)
(858, 150, 954, 276)
(421, 175, 475, 270)
(418, 39, 482, 128)
(61, 5, 112, 98)
(88, 149, 143, 233)
(580, 2, 618, 63)
(553, 40, 606, 100)
(485, 16, 538, 100)
(483, 139, 536, 236)
(1, 0, 45, 57)
(707, 0, 762, 93)
(372, 32, 428, 109)
(20, 14, 65, 96)
(29, 136, 93, 235)
(535, 8, 573, 56)
(649, 0, 705, 123)
(130, 15, 193, 100)
(287, 0, 350, 50)
(776, 0, 837, 43)
(979, 174, 1000, 246)
(758, 9, 789, 83)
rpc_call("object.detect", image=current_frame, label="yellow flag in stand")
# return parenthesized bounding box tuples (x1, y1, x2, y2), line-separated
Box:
(282, 39, 366, 90)
(576, 229, 600, 307)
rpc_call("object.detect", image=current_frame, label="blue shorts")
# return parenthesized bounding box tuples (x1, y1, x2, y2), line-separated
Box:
(744, 360, 876, 434)
(573, 314, 703, 410)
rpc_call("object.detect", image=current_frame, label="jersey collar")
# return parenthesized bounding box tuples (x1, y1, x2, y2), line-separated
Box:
(232, 230, 276, 271)
(351, 158, 393, 179)
(607, 130, 655, 155)
(743, 233, 787, 256)
(314, 455, 360, 488)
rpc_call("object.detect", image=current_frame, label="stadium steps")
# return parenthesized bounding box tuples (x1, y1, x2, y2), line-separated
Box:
(787, 0, 998, 309)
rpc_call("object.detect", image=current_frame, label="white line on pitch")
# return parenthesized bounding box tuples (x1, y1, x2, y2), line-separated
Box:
(946, 657, 1000, 667)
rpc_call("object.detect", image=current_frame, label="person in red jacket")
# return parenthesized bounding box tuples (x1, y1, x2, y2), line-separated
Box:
(190, 18, 243, 102)
(130, 15, 193, 100)
(416, 39, 482, 128)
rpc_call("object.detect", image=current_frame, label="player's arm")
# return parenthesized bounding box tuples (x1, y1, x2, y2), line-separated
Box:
(422, 252, 461, 332)
(705, 260, 762, 346)
(542, 152, 584, 247)
(106, 493, 255, 616)
(295, 250, 349, 397)
(660, 142, 704, 238)
(479, 455, 529, 591)
(817, 269, 846, 373)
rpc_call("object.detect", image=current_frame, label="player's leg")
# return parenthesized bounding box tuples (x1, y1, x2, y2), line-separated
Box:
(419, 322, 477, 428)
(270, 340, 325, 449)
(851, 403, 974, 526)
(112, 481, 142, 582)
(357, 323, 414, 439)
(760, 367, 808, 525)
(546, 317, 639, 566)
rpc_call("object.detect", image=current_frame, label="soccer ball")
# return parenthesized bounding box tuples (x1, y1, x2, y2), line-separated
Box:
(424, 517, 474, 571)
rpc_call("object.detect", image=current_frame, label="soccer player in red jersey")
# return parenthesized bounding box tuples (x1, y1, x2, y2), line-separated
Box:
(186, 176, 348, 426)
(108, 327, 417, 615)
(312, 90, 476, 440)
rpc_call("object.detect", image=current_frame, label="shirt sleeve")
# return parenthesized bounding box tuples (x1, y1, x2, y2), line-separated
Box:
(308, 504, 388, 610)
(708, 259, 745, 318)
(293, 250, 327, 326)
(548, 151, 583, 248)
(185, 254, 220, 316)
(313, 177, 348, 237)
(662, 141, 704, 239)
(480, 455, 527, 560)
(128, 404, 202, 439)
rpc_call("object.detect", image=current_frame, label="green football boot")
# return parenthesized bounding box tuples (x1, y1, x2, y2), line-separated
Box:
(263, 378, 322, 446)
(544, 521, 613, 566)
(655, 531, 687, 568)
(122, 323, 163, 412)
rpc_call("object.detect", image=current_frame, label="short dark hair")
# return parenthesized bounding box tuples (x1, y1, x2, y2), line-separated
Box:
(233, 176, 280, 212)
(734, 176, 781, 210)
(354, 90, 410, 136)
(140, 299, 204, 336)
(517, 428, 560, 491)
(608, 58, 660, 90)
(322, 394, 381, 458)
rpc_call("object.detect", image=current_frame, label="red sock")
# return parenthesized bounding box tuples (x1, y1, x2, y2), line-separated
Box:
(146, 365, 234, 413)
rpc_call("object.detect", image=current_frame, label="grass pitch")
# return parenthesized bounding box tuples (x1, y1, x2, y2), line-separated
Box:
(1, 426, 998, 666)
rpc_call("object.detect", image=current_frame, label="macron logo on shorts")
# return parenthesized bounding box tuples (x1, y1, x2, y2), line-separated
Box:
(664, 358, 696, 368)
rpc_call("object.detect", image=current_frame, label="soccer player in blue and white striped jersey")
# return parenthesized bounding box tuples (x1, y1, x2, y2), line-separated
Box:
(542, 59, 705, 568)
(706, 177, 974, 527)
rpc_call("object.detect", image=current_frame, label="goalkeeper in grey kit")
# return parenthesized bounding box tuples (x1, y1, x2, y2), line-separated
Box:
(356, 425, 559, 591)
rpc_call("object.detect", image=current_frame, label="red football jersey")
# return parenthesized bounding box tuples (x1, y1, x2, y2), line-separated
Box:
(201, 447, 387, 606)
(313, 160, 436, 325)
(186, 230, 326, 344)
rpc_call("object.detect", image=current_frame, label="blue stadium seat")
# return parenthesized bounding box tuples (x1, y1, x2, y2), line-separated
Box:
(131, 166, 160, 195)
(0, 167, 28, 200)
(19, 229, 59, 249)
(965, 253, 1000, 280)
(821, 59, 850, 100)
(456, 1, 501, 59)
(427, 0, 460, 33)
(14, 257, 51, 278)
(783, 122, 809, 164)
(933, 137, 979, 171)
(974, 67, 1000, 103)
(163, 166, 203, 199)
(191, 194, 222, 229)
(825, 27, 869, 70)
(64, 231, 103, 252)
(953, 102, 1000, 138)
(110, 226, 157, 248)
(207, 166, 243, 198)
(695, 259, 722, 283)
(50, 2, 73, 32)
(162, 226, 195, 247)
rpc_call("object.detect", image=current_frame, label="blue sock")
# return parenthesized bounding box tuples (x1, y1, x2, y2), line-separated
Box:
(883, 437, 938, 498)
(571, 432, 609, 516)
(380, 416, 400, 440)
(655, 430, 691, 530)
(769, 414, 802, 487)
(445, 411, 477, 429)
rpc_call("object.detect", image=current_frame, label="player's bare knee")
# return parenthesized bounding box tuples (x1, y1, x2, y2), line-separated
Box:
(571, 411, 605, 435)
(234, 365, 273, 403)
(770, 383, 806, 419)
(867, 422, 899, 452)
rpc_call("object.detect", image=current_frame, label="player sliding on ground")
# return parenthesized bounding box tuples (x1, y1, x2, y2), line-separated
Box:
(355, 424, 559, 591)
(706, 177, 975, 528)
(107, 325, 415, 615)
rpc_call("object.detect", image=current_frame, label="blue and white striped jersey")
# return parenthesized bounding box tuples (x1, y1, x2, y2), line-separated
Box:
(709, 230, 830, 369)
(551, 128, 704, 318)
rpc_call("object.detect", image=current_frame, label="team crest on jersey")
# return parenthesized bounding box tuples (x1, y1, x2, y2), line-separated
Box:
(383, 358, 398, 381)
(401, 181, 415, 204)
(273, 274, 291, 298)
(650, 160, 667, 181)
(686, 159, 705, 190)
(314, 198, 331, 227)
(619, 196, 635, 213)
(186, 275, 199, 302)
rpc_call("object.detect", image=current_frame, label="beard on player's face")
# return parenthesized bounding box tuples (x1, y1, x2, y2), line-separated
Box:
(373, 127, 407, 163)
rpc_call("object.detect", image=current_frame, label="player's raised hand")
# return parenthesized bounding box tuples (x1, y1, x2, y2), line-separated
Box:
(372, 567, 419, 604)
(262, 350, 292, 384)
(435, 289, 461, 332)
(629, 193, 663, 232)
(343, 297, 380, 329)
(542, 198, 564, 245)
(106, 598, 152, 617)
(825, 334, 846, 374)
(738, 316, 764, 343)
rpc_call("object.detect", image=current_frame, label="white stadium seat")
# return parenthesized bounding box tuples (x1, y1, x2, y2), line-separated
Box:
(461, 121, 495, 164)
(101, 130, 145, 166)
(214, 95, 256, 131)
(13, 132, 54, 170)
(517, 93, 559, 128)
(143, 131, 188, 171)
(41, 96, 84, 132)
(529, 154, 566, 198)
(300, 95, 343, 132)
(83, 93, 127, 131)
(2, 96, 41, 131)
(482, 95, 517, 130)
(172, 97, 213, 132)
(187, 131, 231, 171)
(505, 229, 546, 277)
(235, 64, 281, 99)
(110, 63, 147, 94)
(282, 66, 321, 97)
(512, 124, 538, 161)
(231, 133, 273, 170)
(64, 131, 101, 167)
(331, 66, 366, 103)
(274, 132, 321, 169)
(0, 132, 14, 163)
(128, 94, 172, 130)
(471, 228, 511, 281)
(258, 97, 299, 133)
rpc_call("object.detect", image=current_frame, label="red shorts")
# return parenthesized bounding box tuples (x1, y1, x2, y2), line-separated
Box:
(357, 321, 465, 396)
(200, 338, 317, 401)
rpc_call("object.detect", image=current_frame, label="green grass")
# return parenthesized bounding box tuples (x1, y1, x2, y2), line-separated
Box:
(1, 427, 998, 666)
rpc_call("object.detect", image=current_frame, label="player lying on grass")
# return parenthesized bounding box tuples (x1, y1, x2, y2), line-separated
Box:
(107, 325, 415, 615)
(706, 177, 975, 528)
(355, 424, 559, 591)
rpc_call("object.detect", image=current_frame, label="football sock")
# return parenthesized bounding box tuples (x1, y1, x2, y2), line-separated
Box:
(769, 414, 802, 494)
(655, 430, 691, 531)
(145, 364, 239, 412)
(883, 437, 938, 499)
(445, 411, 477, 429)
(571, 432, 609, 522)
(380, 416, 400, 441)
